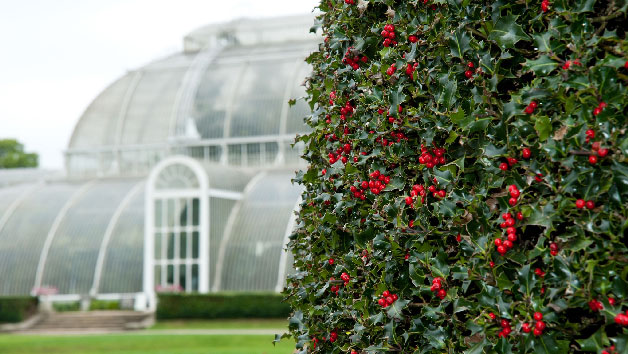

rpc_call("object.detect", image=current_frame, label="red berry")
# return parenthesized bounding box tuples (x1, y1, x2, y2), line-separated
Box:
(489, 312, 496, 320)
(597, 148, 608, 157)
(507, 233, 517, 242)
(382, 290, 390, 297)
(405, 196, 413, 205)
(589, 155, 598, 164)
(516, 212, 524, 220)
(535, 321, 546, 331)
(522, 323, 531, 333)
(522, 148, 531, 159)
(467, 61, 474, 68)
(534, 312, 543, 321)
(494, 239, 502, 247)
(508, 197, 517, 206)
(585, 129, 595, 138)
(464, 70, 473, 78)
(329, 258, 334, 265)
(500, 319, 510, 328)
(392, 294, 398, 301)
(533, 328, 542, 336)
(585, 200, 595, 210)
(592, 141, 600, 151)
(408, 35, 418, 43)
(503, 240, 513, 249)
(529, 101, 538, 109)
(386, 296, 394, 305)
(575, 199, 585, 208)
(593, 107, 602, 116)
(489, 261, 495, 268)
(497, 245, 506, 255)
(437, 190, 446, 198)
(499, 162, 508, 171)
(437, 289, 446, 299)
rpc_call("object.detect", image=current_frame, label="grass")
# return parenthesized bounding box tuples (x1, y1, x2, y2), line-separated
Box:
(150, 319, 287, 330)
(0, 334, 295, 354)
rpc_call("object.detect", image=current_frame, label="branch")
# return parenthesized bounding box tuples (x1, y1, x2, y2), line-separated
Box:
(569, 150, 593, 156)
(591, 11, 625, 23)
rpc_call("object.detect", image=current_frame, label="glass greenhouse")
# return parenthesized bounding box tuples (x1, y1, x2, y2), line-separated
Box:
(0, 14, 317, 310)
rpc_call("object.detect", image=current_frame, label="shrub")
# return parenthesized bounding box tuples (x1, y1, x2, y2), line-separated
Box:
(89, 300, 120, 311)
(0, 296, 38, 323)
(156, 293, 290, 320)
(285, 1, 628, 353)
(52, 301, 80, 312)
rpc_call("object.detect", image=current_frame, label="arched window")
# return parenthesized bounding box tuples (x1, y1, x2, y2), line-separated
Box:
(144, 156, 209, 308)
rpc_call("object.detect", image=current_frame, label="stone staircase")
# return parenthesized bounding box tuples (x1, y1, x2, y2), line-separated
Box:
(15, 311, 154, 334)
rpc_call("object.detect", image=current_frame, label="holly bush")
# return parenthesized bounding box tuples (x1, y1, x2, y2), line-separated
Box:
(284, 0, 628, 353)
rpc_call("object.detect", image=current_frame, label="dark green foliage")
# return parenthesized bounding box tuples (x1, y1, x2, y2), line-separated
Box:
(0, 297, 38, 323)
(285, 0, 628, 353)
(156, 293, 290, 320)
(0, 139, 38, 169)
(89, 300, 121, 311)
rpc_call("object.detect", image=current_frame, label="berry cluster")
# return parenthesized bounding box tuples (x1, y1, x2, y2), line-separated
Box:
(350, 170, 391, 199)
(376, 290, 398, 308)
(508, 184, 521, 206)
(327, 142, 352, 165)
(375, 131, 407, 146)
(430, 277, 446, 300)
(407, 184, 426, 205)
(329, 330, 338, 343)
(498, 157, 519, 171)
(385, 63, 396, 76)
(495, 211, 523, 256)
(562, 58, 581, 70)
(380, 24, 398, 47)
(593, 101, 607, 116)
(418, 144, 446, 168)
(541, 0, 550, 12)
(575, 198, 595, 210)
(340, 272, 350, 285)
(342, 48, 367, 71)
(344, 0, 355, 4)
(329, 277, 340, 295)
(614, 310, 628, 326)
(405, 62, 418, 79)
(428, 178, 447, 199)
(339, 100, 355, 121)
(601, 345, 618, 354)
(524, 100, 538, 114)
(522, 312, 546, 336)
(588, 299, 604, 311)
(497, 318, 512, 338)
(464, 61, 474, 79)
(549, 242, 558, 256)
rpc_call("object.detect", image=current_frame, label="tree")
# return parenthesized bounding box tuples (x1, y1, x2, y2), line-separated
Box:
(285, 1, 627, 353)
(0, 139, 38, 168)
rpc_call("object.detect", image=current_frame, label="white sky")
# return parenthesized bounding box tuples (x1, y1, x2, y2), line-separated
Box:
(0, 0, 319, 169)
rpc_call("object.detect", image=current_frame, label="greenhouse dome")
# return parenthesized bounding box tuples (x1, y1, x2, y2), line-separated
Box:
(0, 14, 318, 310)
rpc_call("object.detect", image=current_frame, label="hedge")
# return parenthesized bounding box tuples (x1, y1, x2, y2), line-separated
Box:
(285, 0, 628, 353)
(0, 296, 38, 323)
(156, 293, 290, 320)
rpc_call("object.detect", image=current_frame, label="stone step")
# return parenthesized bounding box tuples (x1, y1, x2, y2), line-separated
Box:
(18, 311, 153, 333)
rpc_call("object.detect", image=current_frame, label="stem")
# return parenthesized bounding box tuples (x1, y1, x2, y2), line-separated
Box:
(569, 150, 593, 156)
(591, 11, 624, 23)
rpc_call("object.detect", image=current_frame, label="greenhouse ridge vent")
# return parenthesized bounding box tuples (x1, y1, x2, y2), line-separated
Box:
(0, 14, 318, 310)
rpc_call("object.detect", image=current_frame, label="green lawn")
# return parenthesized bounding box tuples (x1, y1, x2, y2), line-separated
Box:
(0, 334, 295, 354)
(150, 319, 287, 330)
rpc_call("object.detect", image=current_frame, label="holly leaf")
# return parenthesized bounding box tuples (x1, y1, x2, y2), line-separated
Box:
(524, 55, 558, 76)
(386, 299, 409, 320)
(517, 264, 536, 297)
(533, 32, 553, 53)
(449, 29, 471, 58)
(489, 15, 530, 49)
(534, 116, 551, 141)
(576, 328, 608, 351)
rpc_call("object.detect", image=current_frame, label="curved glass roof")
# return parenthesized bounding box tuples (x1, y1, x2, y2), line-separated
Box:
(68, 38, 316, 151)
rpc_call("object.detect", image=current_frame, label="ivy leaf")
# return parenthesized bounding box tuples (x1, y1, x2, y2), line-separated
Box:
(524, 55, 558, 76)
(449, 29, 471, 58)
(489, 15, 531, 49)
(534, 116, 551, 141)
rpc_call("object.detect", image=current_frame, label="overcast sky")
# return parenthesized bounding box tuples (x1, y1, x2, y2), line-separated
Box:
(0, 0, 319, 169)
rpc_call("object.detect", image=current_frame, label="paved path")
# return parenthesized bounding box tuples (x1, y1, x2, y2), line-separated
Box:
(12, 329, 288, 336)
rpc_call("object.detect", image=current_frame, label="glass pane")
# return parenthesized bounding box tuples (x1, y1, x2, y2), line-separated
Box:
(155, 200, 162, 227)
(192, 198, 200, 226)
(179, 265, 186, 291)
(192, 264, 199, 291)
(154, 266, 161, 288)
(180, 232, 187, 258)
(154, 233, 162, 259)
(192, 232, 199, 259)
(167, 265, 174, 285)
(167, 233, 175, 260)
(167, 199, 175, 227)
